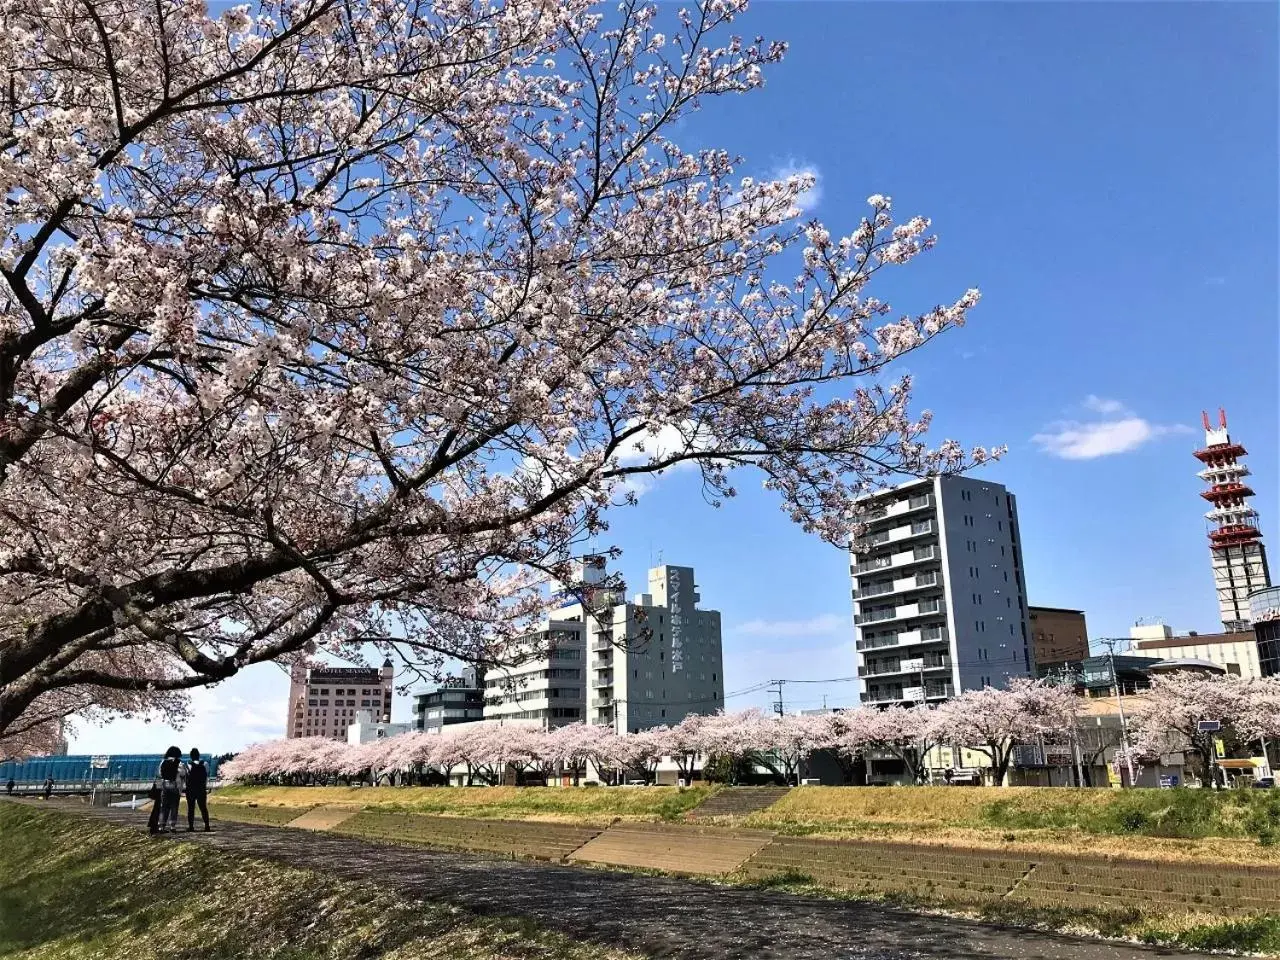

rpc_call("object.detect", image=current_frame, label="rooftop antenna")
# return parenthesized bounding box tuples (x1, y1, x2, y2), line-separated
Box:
(1219, 407, 1228, 430)
(1202, 410, 1212, 431)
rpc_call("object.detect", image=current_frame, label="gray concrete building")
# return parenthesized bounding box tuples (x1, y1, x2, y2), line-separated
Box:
(850, 475, 1032, 704)
(480, 558, 724, 733)
(412, 667, 487, 733)
(586, 564, 725, 734)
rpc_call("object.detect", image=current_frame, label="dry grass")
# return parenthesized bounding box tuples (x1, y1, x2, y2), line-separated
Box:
(214, 784, 716, 824)
(733, 786, 1280, 867)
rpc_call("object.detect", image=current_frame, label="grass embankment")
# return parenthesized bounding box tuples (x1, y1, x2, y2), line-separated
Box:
(213, 784, 716, 826)
(0, 803, 640, 960)
(739, 787, 1280, 865)
(738, 870, 1280, 955)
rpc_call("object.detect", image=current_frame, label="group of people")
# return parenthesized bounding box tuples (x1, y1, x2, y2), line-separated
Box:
(4, 776, 54, 798)
(147, 746, 211, 835)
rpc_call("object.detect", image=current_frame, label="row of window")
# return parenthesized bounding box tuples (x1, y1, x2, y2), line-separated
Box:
(309, 686, 384, 696)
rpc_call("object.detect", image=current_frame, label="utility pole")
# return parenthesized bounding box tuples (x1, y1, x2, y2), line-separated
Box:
(770, 680, 785, 716)
(1100, 638, 1136, 788)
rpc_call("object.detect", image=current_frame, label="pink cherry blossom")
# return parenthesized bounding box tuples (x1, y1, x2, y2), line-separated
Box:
(0, 0, 992, 741)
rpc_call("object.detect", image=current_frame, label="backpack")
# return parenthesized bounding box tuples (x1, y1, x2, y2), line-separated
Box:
(187, 760, 208, 792)
(159, 757, 179, 783)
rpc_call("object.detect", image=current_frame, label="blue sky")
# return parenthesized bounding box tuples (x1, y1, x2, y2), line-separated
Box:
(73, 1, 1278, 752)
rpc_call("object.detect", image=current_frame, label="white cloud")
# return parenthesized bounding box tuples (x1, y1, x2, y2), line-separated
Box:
(1204, 276, 1227, 287)
(69, 665, 294, 755)
(1082, 394, 1128, 416)
(609, 419, 720, 499)
(1032, 397, 1192, 460)
(769, 161, 823, 215)
(731, 613, 848, 639)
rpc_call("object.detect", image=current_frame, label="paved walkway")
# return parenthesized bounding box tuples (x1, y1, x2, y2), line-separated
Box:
(55, 803, 1205, 960)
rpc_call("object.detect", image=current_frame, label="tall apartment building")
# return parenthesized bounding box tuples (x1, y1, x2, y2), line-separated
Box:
(586, 563, 724, 734)
(286, 660, 394, 740)
(850, 475, 1032, 705)
(482, 558, 724, 734)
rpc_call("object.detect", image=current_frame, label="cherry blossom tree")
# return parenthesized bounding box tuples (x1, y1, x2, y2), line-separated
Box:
(931, 679, 1080, 787)
(547, 721, 611, 785)
(1238, 676, 1280, 745)
(0, 0, 992, 741)
(858, 702, 940, 784)
(1129, 673, 1253, 778)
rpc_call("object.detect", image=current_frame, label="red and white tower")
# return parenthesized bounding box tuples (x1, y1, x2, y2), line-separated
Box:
(1195, 408, 1271, 631)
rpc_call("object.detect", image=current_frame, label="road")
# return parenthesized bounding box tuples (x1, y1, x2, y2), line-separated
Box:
(60, 803, 1204, 960)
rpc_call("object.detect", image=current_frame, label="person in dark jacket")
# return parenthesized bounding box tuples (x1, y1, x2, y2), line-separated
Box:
(186, 748, 210, 832)
(156, 746, 185, 833)
(42, 776, 53, 799)
(6, 778, 14, 796)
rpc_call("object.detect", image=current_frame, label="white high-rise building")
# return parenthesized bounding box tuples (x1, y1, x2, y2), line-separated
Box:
(482, 558, 724, 733)
(849, 475, 1032, 705)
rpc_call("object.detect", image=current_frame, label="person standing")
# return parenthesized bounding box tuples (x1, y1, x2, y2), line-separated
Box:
(186, 748, 210, 832)
(157, 747, 186, 833)
(42, 775, 53, 799)
(6, 778, 14, 796)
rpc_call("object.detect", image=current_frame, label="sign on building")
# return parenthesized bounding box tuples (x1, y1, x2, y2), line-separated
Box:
(667, 568, 685, 673)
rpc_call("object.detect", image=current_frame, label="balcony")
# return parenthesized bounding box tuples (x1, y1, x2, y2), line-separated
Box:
(853, 571, 940, 600)
(591, 679, 614, 691)
(854, 598, 944, 626)
(856, 625, 949, 652)
(860, 656, 952, 678)
(864, 683, 955, 705)
(862, 493, 934, 523)
(591, 641, 615, 653)
(591, 658, 613, 670)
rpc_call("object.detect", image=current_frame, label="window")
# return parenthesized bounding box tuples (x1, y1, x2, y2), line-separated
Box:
(712, 673, 717, 681)
(645, 690, 654, 699)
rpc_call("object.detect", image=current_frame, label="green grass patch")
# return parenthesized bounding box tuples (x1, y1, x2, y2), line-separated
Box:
(0, 803, 640, 960)
(1140, 915, 1280, 953)
(980, 788, 1280, 840)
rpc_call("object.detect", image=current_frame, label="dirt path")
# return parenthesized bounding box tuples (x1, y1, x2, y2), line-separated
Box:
(55, 802, 1208, 960)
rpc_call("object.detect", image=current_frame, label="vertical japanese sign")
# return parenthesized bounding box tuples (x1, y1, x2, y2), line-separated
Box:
(668, 568, 685, 673)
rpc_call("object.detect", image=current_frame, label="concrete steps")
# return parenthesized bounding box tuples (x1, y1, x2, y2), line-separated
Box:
(568, 821, 775, 876)
(688, 787, 791, 819)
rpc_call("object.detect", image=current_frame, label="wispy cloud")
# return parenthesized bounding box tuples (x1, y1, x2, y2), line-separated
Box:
(731, 613, 848, 639)
(768, 161, 823, 215)
(1204, 276, 1227, 287)
(1032, 397, 1192, 460)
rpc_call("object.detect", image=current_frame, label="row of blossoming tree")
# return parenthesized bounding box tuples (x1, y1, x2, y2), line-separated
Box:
(220, 674, 1280, 787)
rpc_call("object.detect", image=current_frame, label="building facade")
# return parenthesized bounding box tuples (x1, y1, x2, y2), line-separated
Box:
(483, 621, 588, 728)
(286, 660, 395, 740)
(850, 475, 1032, 705)
(1250, 585, 1280, 677)
(1129, 623, 1265, 679)
(1195, 409, 1271, 631)
(1027, 606, 1089, 675)
(346, 711, 412, 744)
(480, 558, 724, 734)
(412, 667, 486, 733)
(585, 564, 724, 734)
